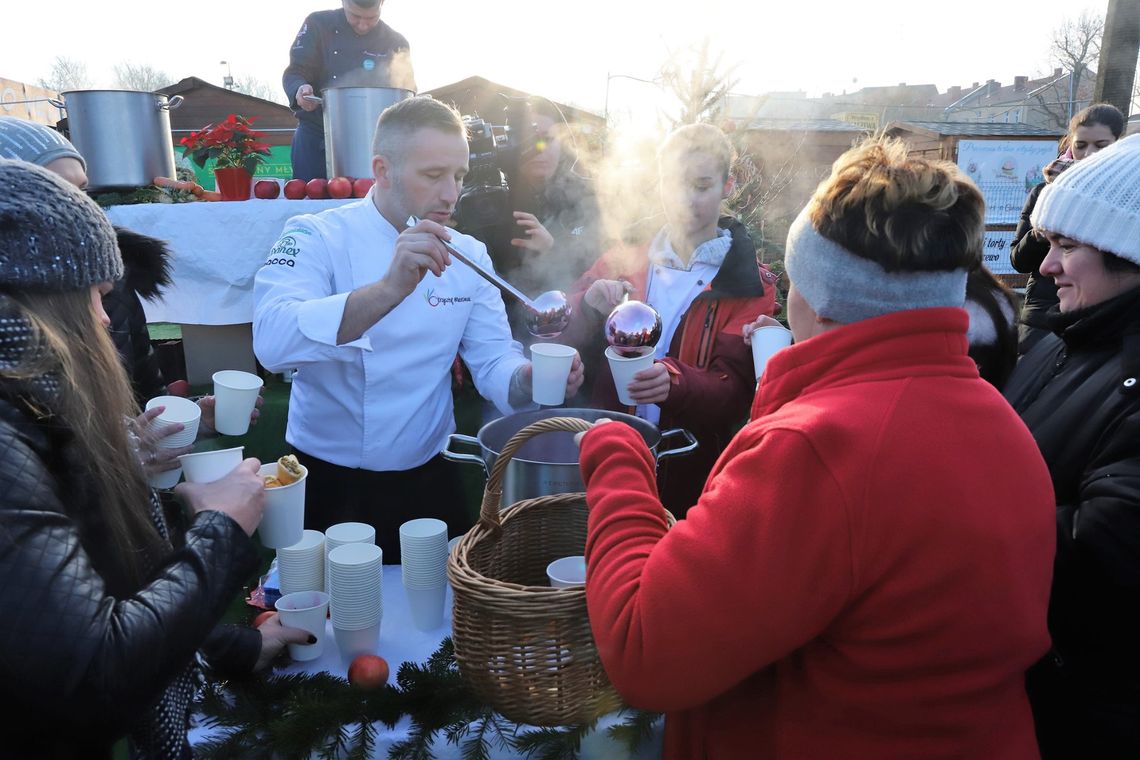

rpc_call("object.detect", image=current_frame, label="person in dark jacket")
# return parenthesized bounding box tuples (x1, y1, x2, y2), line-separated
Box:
(283, 0, 415, 180)
(964, 266, 1019, 388)
(1010, 103, 1125, 354)
(1003, 133, 1140, 758)
(561, 124, 776, 514)
(0, 160, 286, 758)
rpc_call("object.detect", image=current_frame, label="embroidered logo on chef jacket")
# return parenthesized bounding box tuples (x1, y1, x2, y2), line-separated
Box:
(266, 235, 303, 267)
(423, 288, 472, 308)
(362, 59, 376, 72)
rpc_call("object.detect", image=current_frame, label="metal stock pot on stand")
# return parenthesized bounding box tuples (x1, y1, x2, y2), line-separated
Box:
(442, 408, 698, 505)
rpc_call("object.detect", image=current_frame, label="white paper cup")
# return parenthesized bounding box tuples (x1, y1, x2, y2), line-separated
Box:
(530, 343, 577, 406)
(334, 621, 381, 663)
(546, 555, 587, 588)
(750, 325, 793, 380)
(178, 446, 244, 484)
(405, 583, 447, 631)
(145, 395, 201, 445)
(212, 370, 263, 436)
(257, 463, 307, 549)
(274, 591, 330, 661)
(605, 346, 656, 406)
(147, 466, 183, 490)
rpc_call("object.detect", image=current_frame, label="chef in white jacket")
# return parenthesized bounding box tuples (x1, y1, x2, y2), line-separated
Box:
(253, 96, 583, 559)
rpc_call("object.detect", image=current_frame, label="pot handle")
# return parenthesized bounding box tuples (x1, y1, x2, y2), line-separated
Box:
(158, 95, 184, 111)
(479, 416, 592, 530)
(441, 433, 487, 472)
(655, 428, 699, 461)
(48, 98, 66, 110)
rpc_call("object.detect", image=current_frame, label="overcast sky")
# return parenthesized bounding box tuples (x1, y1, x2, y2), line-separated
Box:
(2, 0, 1108, 115)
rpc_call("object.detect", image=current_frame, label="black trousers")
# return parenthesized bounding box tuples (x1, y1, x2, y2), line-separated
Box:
(293, 449, 471, 564)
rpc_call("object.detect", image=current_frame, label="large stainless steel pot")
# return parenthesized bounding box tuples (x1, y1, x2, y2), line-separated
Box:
(321, 86, 413, 179)
(58, 89, 183, 190)
(442, 408, 698, 505)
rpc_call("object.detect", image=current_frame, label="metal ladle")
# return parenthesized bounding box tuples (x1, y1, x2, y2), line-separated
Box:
(406, 216, 571, 337)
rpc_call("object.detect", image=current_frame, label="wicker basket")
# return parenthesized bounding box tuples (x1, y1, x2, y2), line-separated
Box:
(448, 416, 665, 726)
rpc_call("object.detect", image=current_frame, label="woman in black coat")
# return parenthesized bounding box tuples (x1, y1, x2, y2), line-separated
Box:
(0, 161, 273, 759)
(1010, 103, 1125, 354)
(1003, 134, 1140, 759)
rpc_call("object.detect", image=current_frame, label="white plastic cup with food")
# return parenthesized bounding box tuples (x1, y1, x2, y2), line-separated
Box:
(212, 370, 264, 436)
(605, 346, 656, 406)
(178, 446, 245, 484)
(274, 591, 330, 661)
(257, 455, 307, 549)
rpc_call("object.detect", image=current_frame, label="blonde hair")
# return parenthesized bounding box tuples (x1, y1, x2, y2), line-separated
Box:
(809, 137, 984, 273)
(658, 123, 735, 182)
(1, 288, 162, 586)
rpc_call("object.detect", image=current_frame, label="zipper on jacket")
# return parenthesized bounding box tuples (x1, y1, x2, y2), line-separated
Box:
(696, 301, 718, 368)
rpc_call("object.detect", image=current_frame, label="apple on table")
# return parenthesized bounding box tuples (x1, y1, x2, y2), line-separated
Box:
(253, 179, 280, 199)
(305, 178, 328, 200)
(352, 178, 374, 198)
(327, 176, 353, 199)
(284, 179, 307, 200)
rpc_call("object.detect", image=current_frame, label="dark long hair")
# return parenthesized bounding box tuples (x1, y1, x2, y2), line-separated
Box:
(0, 287, 163, 586)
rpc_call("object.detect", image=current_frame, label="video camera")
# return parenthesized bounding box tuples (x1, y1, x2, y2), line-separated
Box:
(453, 97, 535, 233)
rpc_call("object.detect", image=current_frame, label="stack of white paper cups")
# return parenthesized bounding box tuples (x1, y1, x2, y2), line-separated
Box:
(324, 521, 376, 593)
(277, 529, 326, 596)
(328, 542, 383, 662)
(399, 518, 449, 631)
(143, 395, 201, 488)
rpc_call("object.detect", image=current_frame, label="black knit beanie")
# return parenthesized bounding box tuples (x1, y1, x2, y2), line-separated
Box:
(0, 158, 122, 291)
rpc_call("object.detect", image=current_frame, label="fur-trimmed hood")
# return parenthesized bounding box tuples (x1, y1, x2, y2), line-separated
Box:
(114, 227, 172, 301)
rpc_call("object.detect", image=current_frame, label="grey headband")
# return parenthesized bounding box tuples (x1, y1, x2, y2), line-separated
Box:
(784, 208, 967, 324)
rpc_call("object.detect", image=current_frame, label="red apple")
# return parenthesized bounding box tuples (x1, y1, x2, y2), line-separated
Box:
(253, 180, 280, 200)
(284, 178, 308, 200)
(347, 654, 389, 690)
(352, 177, 374, 198)
(305, 178, 328, 200)
(327, 176, 353, 199)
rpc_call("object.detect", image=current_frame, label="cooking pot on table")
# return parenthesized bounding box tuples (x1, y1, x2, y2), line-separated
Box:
(57, 89, 183, 190)
(442, 408, 698, 505)
(319, 86, 413, 180)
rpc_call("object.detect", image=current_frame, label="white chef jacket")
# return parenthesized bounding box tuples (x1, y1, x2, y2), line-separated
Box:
(253, 195, 527, 471)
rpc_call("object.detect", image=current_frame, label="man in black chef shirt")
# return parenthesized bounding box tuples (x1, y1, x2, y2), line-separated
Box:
(283, 0, 416, 181)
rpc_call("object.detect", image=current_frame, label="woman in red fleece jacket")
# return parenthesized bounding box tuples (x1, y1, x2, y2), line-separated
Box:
(577, 138, 1057, 760)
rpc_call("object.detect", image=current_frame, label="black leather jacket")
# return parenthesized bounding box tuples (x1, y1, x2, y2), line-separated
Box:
(0, 391, 259, 757)
(1003, 285, 1140, 749)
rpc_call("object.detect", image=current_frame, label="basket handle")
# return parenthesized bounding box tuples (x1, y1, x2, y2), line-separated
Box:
(478, 416, 594, 529)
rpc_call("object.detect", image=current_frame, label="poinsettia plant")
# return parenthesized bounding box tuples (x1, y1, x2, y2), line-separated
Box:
(180, 113, 271, 174)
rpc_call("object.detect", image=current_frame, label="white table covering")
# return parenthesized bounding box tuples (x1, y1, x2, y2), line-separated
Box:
(106, 199, 354, 325)
(190, 565, 662, 759)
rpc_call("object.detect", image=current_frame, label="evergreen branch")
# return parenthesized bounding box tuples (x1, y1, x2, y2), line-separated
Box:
(605, 709, 663, 755)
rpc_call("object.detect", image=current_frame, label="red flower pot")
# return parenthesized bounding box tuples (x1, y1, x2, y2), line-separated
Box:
(214, 167, 253, 201)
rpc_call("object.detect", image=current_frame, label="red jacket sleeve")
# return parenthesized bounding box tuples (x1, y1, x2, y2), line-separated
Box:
(579, 420, 854, 712)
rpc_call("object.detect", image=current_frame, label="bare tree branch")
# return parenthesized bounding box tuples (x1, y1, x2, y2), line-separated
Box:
(38, 56, 92, 92)
(232, 75, 288, 105)
(113, 63, 174, 92)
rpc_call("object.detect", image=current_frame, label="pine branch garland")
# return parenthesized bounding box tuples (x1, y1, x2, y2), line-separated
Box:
(194, 638, 661, 760)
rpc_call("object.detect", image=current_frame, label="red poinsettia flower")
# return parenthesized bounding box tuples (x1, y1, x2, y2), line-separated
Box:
(181, 113, 272, 174)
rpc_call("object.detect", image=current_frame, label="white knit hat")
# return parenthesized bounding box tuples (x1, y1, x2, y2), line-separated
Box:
(1031, 133, 1140, 264)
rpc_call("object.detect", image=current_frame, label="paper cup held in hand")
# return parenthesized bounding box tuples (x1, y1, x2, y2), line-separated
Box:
(145, 395, 201, 445)
(147, 466, 183, 490)
(177, 446, 244, 484)
(274, 591, 330, 662)
(530, 343, 577, 406)
(546, 555, 587, 588)
(750, 325, 793, 380)
(257, 462, 307, 549)
(212, 370, 263, 436)
(605, 345, 655, 406)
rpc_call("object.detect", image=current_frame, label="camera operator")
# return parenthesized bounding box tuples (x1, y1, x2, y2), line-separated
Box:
(459, 100, 604, 342)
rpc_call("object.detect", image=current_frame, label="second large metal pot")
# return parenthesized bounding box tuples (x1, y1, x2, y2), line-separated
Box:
(443, 408, 698, 505)
(321, 86, 413, 179)
(59, 89, 182, 190)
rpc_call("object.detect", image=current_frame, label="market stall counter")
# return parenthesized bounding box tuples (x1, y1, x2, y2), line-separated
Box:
(106, 197, 354, 382)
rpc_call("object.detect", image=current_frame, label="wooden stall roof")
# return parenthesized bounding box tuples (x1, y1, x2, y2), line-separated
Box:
(884, 120, 1064, 139)
(158, 77, 296, 147)
(423, 76, 604, 129)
